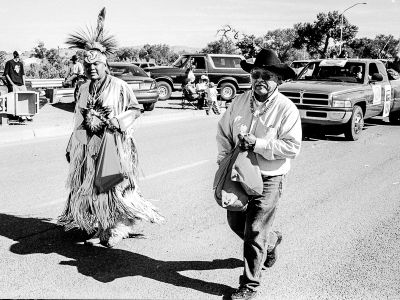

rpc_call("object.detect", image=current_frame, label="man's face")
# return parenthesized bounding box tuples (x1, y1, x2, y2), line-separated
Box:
(250, 68, 280, 99)
(84, 61, 107, 80)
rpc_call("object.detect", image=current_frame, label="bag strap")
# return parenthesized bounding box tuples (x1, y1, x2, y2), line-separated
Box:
(248, 116, 257, 135)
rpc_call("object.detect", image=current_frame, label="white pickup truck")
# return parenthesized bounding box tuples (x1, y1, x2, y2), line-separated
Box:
(279, 59, 400, 140)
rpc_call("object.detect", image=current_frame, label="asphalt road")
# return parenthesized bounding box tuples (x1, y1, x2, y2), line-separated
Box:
(0, 113, 400, 299)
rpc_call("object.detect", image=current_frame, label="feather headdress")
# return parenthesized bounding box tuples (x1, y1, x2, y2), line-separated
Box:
(66, 7, 117, 56)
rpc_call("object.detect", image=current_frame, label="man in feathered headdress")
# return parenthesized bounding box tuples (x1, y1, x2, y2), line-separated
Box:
(58, 7, 164, 247)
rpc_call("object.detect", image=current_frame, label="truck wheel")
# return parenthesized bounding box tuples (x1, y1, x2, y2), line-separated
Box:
(389, 111, 400, 125)
(220, 82, 236, 101)
(344, 105, 364, 141)
(157, 81, 172, 101)
(143, 103, 155, 111)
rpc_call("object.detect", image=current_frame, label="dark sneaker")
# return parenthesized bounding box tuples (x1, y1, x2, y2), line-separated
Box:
(264, 231, 282, 268)
(231, 286, 257, 300)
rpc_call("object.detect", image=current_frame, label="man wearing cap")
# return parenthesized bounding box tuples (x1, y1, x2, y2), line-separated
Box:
(216, 49, 302, 299)
(65, 54, 84, 87)
(3, 51, 26, 93)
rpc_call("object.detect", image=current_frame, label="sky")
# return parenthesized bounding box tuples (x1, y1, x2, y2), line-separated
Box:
(0, 0, 399, 53)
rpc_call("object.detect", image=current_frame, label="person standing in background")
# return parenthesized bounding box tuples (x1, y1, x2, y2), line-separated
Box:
(3, 51, 26, 93)
(205, 82, 220, 115)
(64, 54, 84, 87)
(3, 51, 32, 121)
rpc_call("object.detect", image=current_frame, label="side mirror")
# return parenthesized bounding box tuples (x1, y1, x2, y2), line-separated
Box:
(370, 73, 383, 82)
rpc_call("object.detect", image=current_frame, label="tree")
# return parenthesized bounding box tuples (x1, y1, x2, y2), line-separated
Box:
(201, 25, 239, 54)
(115, 47, 139, 61)
(263, 29, 297, 63)
(0, 51, 7, 70)
(201, 37, 237, 54)
(26, 42, 69, 78)
(293, 11, 358, 58)
(138, 44, 179, 65)
(235, 34, 263, 58)
(374, 34, 400, 58)
(45, 48, 60, 64)
(348, 37, 375, 58)
(32, 41, 47, 59)
(349, 35, 400, 59)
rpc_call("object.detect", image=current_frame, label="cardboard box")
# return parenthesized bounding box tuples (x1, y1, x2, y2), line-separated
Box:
(0, 91, 39, 116)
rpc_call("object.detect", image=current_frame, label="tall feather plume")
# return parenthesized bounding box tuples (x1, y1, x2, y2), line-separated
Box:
(65, 7, 117, 55)
(96, 7, 106, 41)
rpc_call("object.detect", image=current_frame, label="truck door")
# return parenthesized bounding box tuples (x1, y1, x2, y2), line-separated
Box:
(377, 63, 392, 118)
(368, 62, 386, 117)
(191, 56, 208, 82)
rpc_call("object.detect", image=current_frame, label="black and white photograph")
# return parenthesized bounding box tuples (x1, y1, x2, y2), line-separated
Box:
(0, 0, 399, 299)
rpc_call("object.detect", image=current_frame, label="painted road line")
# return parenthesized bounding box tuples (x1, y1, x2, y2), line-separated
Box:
(139, 159, 209, 181)
(33, 159, 210, 209)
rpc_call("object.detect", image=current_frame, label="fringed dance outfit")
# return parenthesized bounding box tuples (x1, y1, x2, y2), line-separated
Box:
(58, 75, 163, 246)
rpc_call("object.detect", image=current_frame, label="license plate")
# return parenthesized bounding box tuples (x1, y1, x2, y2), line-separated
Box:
(130, 83, 140, 90)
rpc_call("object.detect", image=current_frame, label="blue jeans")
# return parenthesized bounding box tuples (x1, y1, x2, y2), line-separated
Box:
(227, 175, 284, 290)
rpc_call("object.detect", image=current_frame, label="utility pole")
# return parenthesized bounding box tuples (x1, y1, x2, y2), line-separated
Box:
(339, 2, 367, 54)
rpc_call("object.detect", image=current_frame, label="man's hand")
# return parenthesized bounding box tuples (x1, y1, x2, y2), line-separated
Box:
(106, 117, 120, 132)
(238, 133, 256, 151)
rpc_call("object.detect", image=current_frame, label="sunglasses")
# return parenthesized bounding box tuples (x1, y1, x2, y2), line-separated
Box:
(250, 68, 276, 81)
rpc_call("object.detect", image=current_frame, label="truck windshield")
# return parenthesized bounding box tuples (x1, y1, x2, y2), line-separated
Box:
(172, 56, 189, 68)
(297, 60, 365, 83)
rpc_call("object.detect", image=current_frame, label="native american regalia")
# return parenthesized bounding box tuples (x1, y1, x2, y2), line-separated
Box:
(58, 7, 163, 246)
(58, 75, 164, 244)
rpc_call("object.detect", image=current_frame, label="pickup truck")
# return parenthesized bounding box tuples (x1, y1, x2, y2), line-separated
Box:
(145, 53, 252, 101)
(279, 58, 400, 140)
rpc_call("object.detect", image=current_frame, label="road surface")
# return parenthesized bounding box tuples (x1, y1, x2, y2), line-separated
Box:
(0, 113, 399, 299)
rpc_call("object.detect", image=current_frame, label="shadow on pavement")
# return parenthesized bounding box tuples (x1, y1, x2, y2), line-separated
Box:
(301, 124, 369, 142)
(364, 118, 386, 126)
(1, 213, 240, 297)
(39, 97, 48, 109)
(159, 101, 197, 111)
(51, 101, 76, 113)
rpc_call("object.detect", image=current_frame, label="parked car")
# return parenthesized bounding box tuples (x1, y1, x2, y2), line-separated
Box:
(133, 62, 157, 69)
(146, 53, 251, 101)
(279, 58, 400, 140)
(108, 62, 159, 111)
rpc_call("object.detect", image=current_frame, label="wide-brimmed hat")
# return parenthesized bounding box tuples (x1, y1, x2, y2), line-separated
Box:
(240, 49, 296, 80)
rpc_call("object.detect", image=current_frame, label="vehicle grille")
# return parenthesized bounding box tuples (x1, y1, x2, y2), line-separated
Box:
(281, 91, 330, 106)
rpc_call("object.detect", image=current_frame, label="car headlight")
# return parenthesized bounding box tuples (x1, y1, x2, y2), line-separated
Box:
(150, 81, 157, 89)
(332, 100, 352, 108)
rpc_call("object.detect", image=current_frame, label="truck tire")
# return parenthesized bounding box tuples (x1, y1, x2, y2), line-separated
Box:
(157, 81, 172, 101)
(344, 105, 364, 141)
(220, 82, 237, 101)
(389, 111, 400, 125)
(143, 103, 155, 111)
